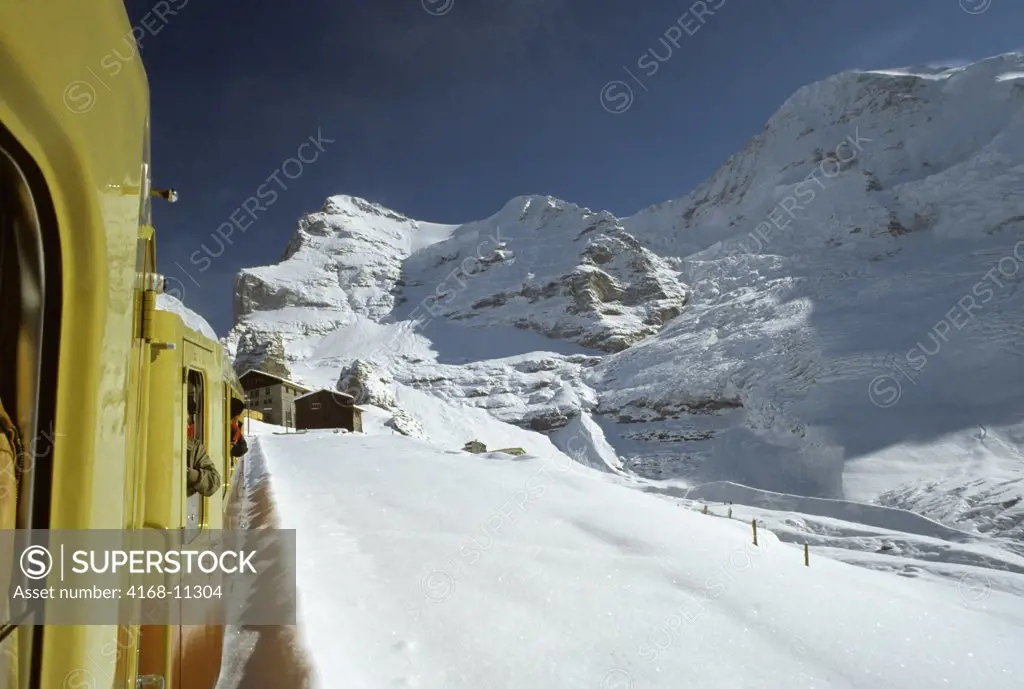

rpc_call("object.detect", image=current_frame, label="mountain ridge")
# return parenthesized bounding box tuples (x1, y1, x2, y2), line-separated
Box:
(224, 51, 1024, 547)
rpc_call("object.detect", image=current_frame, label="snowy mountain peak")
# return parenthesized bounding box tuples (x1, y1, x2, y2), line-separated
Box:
(230, 183, 691, 365)
(396, 195, 688, 352)
(862, 50, 1024, 80)
(231, 192, 461, 330)
(622, 50, 1024, 260)
(227, 52, 1024, 547)
(321, 194, 411, 223)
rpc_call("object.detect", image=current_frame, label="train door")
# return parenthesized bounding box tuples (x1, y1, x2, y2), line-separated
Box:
(160, 365, 209, 689)
(179, 362, 225, 689)
(137, 333, 200, 689)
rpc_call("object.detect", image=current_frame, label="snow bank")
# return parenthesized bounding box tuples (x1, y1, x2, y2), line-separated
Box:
(156, 293, 219, 340)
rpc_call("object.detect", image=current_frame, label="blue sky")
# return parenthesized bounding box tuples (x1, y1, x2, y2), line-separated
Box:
(124, 0, 1024, 335)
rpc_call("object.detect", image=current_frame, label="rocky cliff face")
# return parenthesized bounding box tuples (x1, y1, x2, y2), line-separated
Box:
(395, 195, 689, 353)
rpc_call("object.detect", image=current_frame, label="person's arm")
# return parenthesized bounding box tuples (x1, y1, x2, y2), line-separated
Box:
(188, 440, 222, 497)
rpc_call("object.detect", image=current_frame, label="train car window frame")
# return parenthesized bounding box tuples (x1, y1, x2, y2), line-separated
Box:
(224, 392, 235, 494)
(184, 368, 207, 544)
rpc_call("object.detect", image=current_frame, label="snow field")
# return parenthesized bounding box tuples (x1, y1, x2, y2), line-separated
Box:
(242, 431, 1024, 689)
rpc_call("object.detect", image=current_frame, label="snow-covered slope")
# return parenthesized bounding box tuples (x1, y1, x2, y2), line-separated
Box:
(230, 431, 1024, 689)
(224, 52, 1024, 546)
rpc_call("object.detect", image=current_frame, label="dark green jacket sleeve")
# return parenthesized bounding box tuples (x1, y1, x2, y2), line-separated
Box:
(187, 438, 222, 497)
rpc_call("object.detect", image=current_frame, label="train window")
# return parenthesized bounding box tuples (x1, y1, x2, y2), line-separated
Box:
(0, 146, 26, 619)
(0, 122, 61, 686)
(0, 136, 46, 530)
(184, 370, 206, 543)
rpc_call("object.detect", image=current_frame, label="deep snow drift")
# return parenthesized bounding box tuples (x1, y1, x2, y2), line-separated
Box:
(223, 52, 1024, 544)
(241, 430, 1024, 689)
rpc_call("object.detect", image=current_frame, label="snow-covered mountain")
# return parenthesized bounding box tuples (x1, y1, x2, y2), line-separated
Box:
(224, 52, 1024, 548)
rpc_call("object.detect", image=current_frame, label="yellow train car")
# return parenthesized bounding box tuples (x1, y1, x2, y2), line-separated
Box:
(0, 2, 246, 689)
(136, 298, 247, 689)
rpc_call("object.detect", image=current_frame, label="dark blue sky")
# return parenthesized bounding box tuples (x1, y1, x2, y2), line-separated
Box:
(125, 0, 1024, 335)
